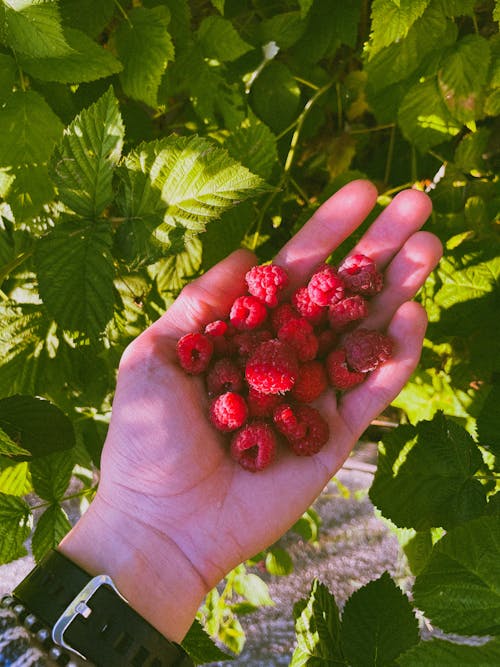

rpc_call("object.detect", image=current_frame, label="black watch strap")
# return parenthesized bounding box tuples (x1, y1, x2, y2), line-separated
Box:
(13, 549, 194, 667)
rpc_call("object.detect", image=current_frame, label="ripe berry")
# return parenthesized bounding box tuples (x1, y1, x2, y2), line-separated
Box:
(209, 392, 248, 432)
(338, 254, 383, 296)
(273, 404, 307, 440)
(206, 358, 243, 395)
(233, 329, 273, 358)
(326, 349, 365, 390)
(292, 287, 326, 325)
(328, 295, 368, 330)
(277, 317, 318, 362)
(270, 303, 298, 333)
(245, 339, 299, 395)
(307, 265, 345, 307)
(291, 361, 328, 403)
(245, 264, 289, 307)
(230, 295, 268, 330)
(176, 332, 214, 374)
(344, 328, 393, 372)
(247, 387, 284, 418)
(288, 405, 329, 456)
(204, 320, 228, 337)
(316, 329, 338, 358)
(230, 422, 277, 472)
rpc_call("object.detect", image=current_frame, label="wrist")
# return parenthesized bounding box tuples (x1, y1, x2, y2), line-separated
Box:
(58, 493, 208, 643)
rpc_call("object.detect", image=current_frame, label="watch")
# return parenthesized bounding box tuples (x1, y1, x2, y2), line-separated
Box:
(13, 549, 194, 666)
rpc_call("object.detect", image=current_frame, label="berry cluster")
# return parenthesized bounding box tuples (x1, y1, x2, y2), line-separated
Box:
(176, 255, 393, 472)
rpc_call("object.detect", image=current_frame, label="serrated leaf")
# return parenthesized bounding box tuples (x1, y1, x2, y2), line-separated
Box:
(197, 15, 252, 62)
(291, 579, 344, 664)
(477, 382, 500, 458)
(233, 572, 273, 607)
(455, 128, 490, 173)
(402, 530, 433, 576)
(398, 78, 461, 152)
(151, 235, 202, 295)
(182, 619, 233, 664)
(0, 460, 31, 495)
(224, 118, 278, 180)
(200, 201, 254, 271)
(369, 0, 431, 56)
(20, 27, 122, 83)
(31, 449, 74, 501)
(60, 0, 115, 38)
(257, 12, 306, 49)
(50, 87, 124, 217)
(2, 0, 71, 58)
(438, 35, 491, 123)
(113, 6, 174, 108)
(266, 546, 293, 576)
(31, 503, 71, 562)
(369, 413, 487, 530)
(397, 638, 500, 665)
(0, 424, 30, 458)
(436, 0, 475, 16)
(35, 219, 115, 337)
(0, 394, 75, 458)
(121, 135, 264, 232)
(0, 491, 31, 564)
(341, 572, 419, 666)
(250, 60, 301, 134)
(413, 516, 500, 635)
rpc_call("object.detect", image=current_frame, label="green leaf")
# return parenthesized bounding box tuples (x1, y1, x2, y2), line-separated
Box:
(485, 88, 500, 116)
(20, 27, 122, 83)
(197, 15, 252, 62)
(402, 530, 433, 576)
(292, 507, 321, 543)
(0, 394, 75, 458)
(233, 571, 274, 607)
(413, 516, 500, 635)
(436, 0, 475, 16)
(266, 546, 293, 576)
(60, 0, 115, 38)
(31, 503, 71, 563)
(369, 413, 487, 530)
(224, 117, 278, 180)
(31, 449, 74, 501)
(257, 12, 307, 49)
(0, 460, 31, 495)
(0, 492, 31, 563)
(201, 201, 254, 271)
(0, 52, 16, 100)
(477, 381, 500, 459)
(35, 219, 115, 337)
(182, 619, 233, 665)
(369, 0, 431, 56)
(113, 6, 174, 108)
(291, 579, 344, 664)
(0, 424, 30, 458)
(397, 638, 500, 665)
(455, 128, 490, 173)
(250, 60, 301, 134)
(121, 135, 264, 232)
(50, 87, 124, 217)
(1, 0, 71, 58)
(341, 572, 419, 666)
(438, 35, 491, 123)
(398, 77, 462, 152)
(151, 235, 202, 295)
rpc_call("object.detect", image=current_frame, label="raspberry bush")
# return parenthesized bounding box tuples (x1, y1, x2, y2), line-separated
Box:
(0, 0, 498, 663)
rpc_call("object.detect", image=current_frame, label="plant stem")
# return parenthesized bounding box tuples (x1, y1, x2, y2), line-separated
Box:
(0, 251, 33, 286)
(384, 125, 396, 185)
(113, 0, 132, 25)
(30, 487, 97, 511)
(349, 123, 395, 135)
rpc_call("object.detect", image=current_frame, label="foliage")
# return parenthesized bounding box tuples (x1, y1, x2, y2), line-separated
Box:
(0, 0, 498, 663)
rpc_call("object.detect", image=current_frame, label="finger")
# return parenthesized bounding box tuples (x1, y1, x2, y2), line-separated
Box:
(274, 179, 378, 287)
(363, 231, 443, 330)
(147, 249, 257, 340)
(347, 188, 433, 271)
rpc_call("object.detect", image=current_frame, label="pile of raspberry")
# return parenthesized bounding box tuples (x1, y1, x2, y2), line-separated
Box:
(176, 255, 393, 473)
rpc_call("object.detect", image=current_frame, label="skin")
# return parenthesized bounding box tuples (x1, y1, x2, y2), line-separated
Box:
(59, 180, 443, 643)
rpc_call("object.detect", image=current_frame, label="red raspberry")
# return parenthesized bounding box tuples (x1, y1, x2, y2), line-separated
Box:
(204, 320, 228, 337)
(233, 329, 273, 358)
(328, 295, 368, 330)
(277, 318, 318, 362)
(273, 404, 307, 440)
(206, 358, 243, 395)
(247, 387, 284, 418)
(292, 286, 326, 325)
(344, 328, 393, 372)
(338, 254, 383, 296)
(307, 265, 345, 307)
(326, 349, 365, 390)
(230, 295, 268, 330)
(316, 329, 338, 358)
(245, 264, 289, 307)
(270, 303, 298, 333)
(230, 422, 277, 472)
(209, 392, 248, 432)
(245, 340, 299, 395)
(176, 332, 213, 374)
(288, 405, 329, 456)
(204, 320, 231, 356)
(291, 361, 328, 403)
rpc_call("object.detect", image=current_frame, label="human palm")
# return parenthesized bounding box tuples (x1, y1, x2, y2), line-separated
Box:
(95, 180, 442, 593)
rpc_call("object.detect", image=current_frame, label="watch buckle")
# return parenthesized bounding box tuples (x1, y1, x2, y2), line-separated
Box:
(52, 574, 127, 660)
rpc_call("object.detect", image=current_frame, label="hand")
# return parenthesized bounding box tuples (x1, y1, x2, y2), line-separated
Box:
(59, 180, 442, 642)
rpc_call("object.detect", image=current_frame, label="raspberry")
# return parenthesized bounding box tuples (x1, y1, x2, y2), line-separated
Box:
(288, 405, 329, 456)
(233, 329, 273, 358)
(247, 387, 284, 418)
(209, 392, 248, 432)
(307, 265, 345, 307)
(245, 339, 299, 395)
(245, 264, 289, 307)
(338, 254, 383, 296)
(206, 358, 243, 395)
(292, 286, 326, 325)
(344, 328, 393, 372)
(273, 404, 308, 440)
(277, 317, 318, 362)
(291, 361, 328, 403)
(230, 295, 268, 331)
(270, 303, 298, 333)
(328, 295, 368, 330)
(316, 328, 338, 358)
(204, 320, 228, 337)
(230, 422, 277, 472)
(176, 332, 214, 374)
(326, 349, 365, 390)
